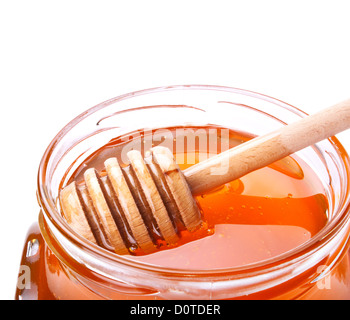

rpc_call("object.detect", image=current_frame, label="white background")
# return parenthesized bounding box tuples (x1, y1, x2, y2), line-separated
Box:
(0, 1, 349, 300)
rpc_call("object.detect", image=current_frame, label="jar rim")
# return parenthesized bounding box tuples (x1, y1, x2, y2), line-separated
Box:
(37, 84, 350, 279)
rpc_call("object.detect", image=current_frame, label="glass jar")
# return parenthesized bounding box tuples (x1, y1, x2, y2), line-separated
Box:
(16, 85, 350, 300)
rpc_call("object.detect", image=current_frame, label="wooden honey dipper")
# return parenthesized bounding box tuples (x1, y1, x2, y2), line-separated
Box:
(60, 98, 350, 255)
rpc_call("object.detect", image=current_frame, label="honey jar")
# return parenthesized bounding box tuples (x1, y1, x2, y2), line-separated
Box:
(16, 85, 350, 299)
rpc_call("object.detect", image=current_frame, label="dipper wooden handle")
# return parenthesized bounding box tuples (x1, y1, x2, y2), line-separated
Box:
(184, 98, 350, 196)
(60, 98, 350, 254)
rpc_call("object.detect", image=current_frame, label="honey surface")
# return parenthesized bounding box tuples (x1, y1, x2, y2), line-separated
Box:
(68, 126, 328, 269)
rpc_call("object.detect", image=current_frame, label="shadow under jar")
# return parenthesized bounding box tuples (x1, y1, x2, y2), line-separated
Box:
(16, 85, 350, 300)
